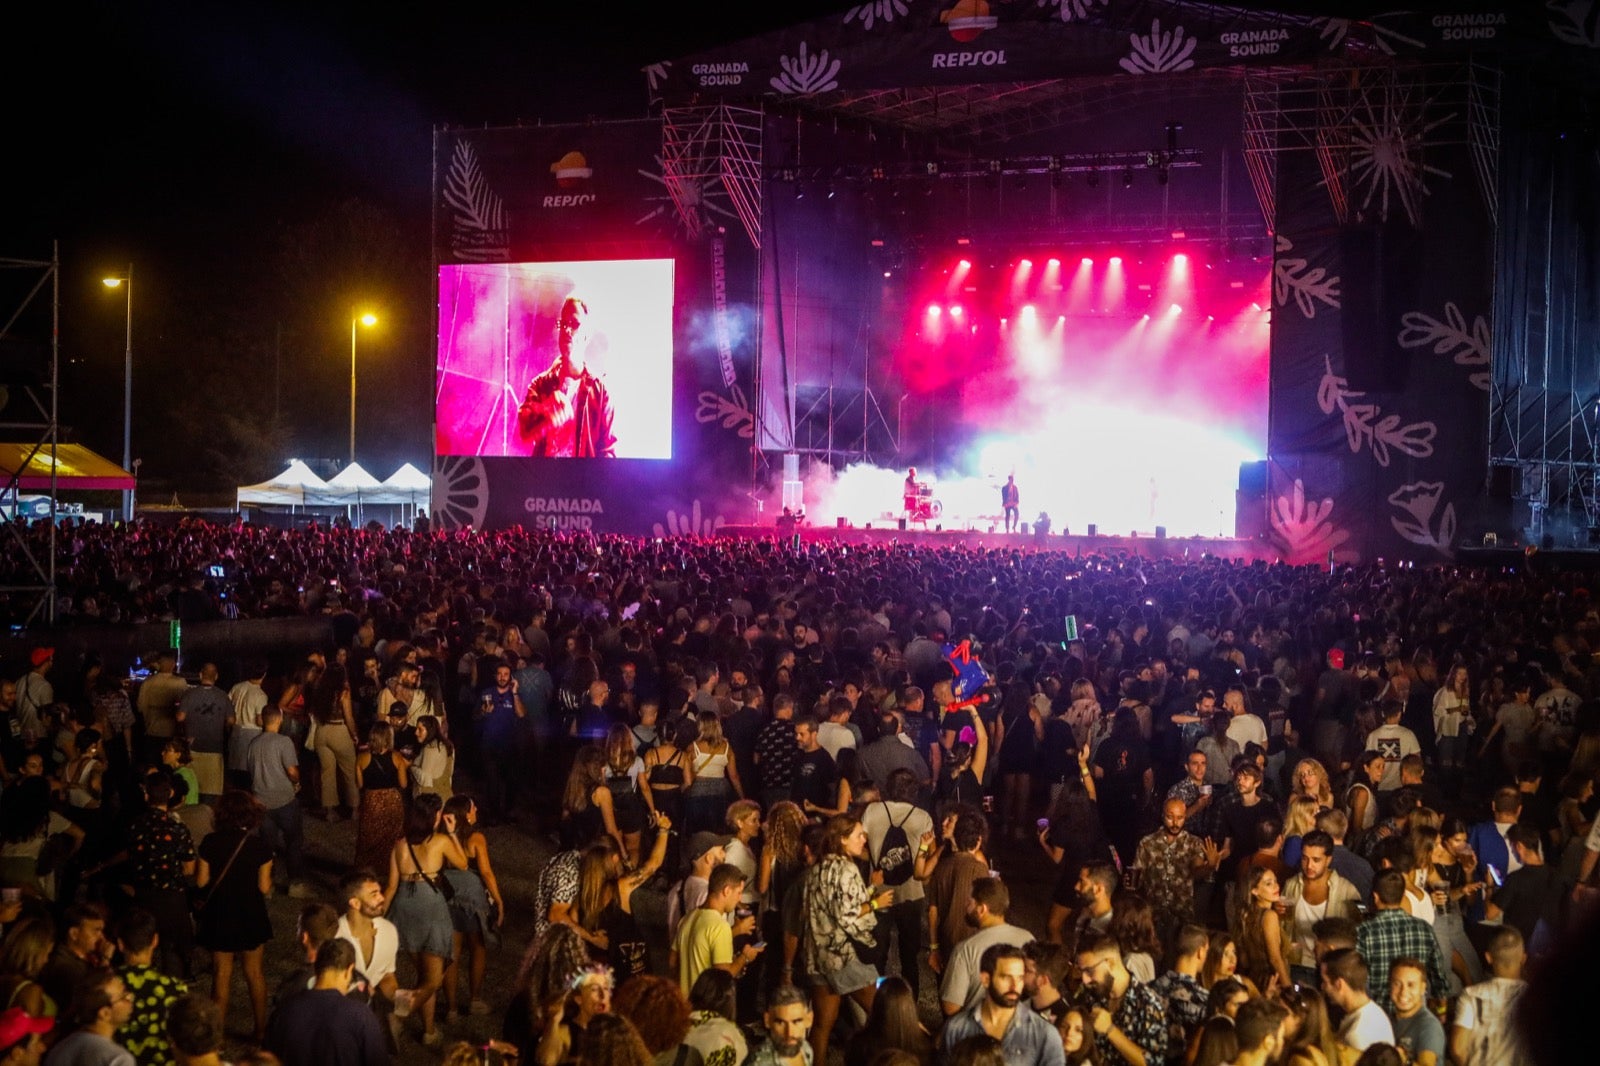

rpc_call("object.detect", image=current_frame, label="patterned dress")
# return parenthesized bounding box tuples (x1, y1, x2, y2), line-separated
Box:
(355, 752, 406, 876)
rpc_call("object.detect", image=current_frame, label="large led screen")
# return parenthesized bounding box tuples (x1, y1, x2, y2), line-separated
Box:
(435, 259, 675, 458)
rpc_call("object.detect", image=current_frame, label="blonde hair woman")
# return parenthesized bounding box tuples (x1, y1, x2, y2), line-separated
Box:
(1281, 795, 1322, 871)
(1289, 758, 1334, 810)
(685, 710, 743, 835)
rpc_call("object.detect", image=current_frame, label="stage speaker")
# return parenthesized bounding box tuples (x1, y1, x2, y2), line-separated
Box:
(837, 517, 848, 529)
(1155, 526, 1167, 539)
(1086, 523, 1097, 537)
(1488, 464, 1519, 499)
(783, 453, 799, 481)
(897, 518, 907, 531)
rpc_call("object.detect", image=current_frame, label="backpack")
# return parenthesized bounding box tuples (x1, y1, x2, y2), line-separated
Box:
(875, 801, 916, 887)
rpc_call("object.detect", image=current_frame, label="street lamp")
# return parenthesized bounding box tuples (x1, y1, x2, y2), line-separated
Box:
(102, 266, 133, 521)
(350, 312, 377, 464)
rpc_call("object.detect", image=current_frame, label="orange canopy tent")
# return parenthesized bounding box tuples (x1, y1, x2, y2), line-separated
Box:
(0, 442, 136, 491)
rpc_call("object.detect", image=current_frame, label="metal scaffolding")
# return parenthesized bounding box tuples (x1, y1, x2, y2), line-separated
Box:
(0, 246, 60, 625)
(661, 104, 765, 248)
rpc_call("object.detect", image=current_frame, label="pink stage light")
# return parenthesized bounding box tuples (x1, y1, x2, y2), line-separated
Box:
(1047, 258, 1060, 267)
(1169, 304, 1182, 314)
(1081, 257, 1093, 266)
(927, 304, 942, 317)
(950, 305, 964, 318)
(1109, 256, 1123, 266)
(1173, 253, 1188, 265)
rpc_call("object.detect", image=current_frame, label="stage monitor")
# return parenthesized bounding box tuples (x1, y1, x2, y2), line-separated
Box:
(435, 258, 674, 459)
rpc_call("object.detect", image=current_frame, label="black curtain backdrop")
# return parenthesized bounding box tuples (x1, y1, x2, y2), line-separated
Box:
(1266, 71, 1492, 563)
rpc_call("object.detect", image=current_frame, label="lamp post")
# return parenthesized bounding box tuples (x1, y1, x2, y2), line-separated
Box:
(102, 266, 133, 521)
(349, 312, 377, 465)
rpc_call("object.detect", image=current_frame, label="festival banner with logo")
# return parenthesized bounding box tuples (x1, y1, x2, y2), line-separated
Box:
(650, 3, 1542, 102)
(431, 121, 759, 533)
(1265, 74, 1492, 564)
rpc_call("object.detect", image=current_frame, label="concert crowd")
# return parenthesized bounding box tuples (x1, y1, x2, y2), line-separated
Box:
(0, 518, 1595, 1066)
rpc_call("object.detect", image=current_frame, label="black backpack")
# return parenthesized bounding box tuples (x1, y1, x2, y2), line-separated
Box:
(876, 801, 916, 887)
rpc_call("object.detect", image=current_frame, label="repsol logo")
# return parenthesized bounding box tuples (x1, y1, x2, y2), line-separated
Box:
(1433, 13, 1504, 40)
(542, 194, 598, 208)
(693, 61, 748, 87)
(1221, 28, 1288, 57)
(931, 49, 1007, 69)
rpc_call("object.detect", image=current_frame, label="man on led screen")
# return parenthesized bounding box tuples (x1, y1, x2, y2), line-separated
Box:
(516, 296, 617, 457)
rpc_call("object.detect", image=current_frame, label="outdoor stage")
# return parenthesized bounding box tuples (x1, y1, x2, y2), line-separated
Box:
(717, 524, 1274, 562)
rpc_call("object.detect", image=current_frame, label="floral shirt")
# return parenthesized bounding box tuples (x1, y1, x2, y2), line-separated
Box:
(1150, 969, 1208, 1053)
(801, 855, 874, 974)
(128, 809, 196, 892)
(1082, 977, 1168, 1066)
(1134, 829, 1205, 926)
(118, 963, 187, 1066)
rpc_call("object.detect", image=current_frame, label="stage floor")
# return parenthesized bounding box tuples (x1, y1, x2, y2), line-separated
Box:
(717, 524, 1276, 561)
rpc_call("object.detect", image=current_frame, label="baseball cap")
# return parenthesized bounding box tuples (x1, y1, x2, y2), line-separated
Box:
(28, 647, 53, 669)
(0, 1007, 53, 1051)
(1327, 648, 1345, 669)
(687, 832, 733, 862)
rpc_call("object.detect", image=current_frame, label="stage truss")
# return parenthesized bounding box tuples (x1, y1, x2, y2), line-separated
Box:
(661, 104, 764, 248)
(0, 248, 60, 625)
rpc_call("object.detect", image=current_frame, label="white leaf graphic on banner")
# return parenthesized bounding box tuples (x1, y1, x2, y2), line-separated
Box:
(1273, 235, 1342, 319)
(1341, 81, 1456, 227)
(430, 456, 489, 531)
(442, 140, 508, 263)
(771, 42, 842, 94)
(1318, 355, 1436, 467)
(643, 62, 672, 93)
(1397, 302, 1491, 392)
(1548, 1, 1600, 47)
(653, 500, 726, 538)
(1270, 479, 1353, 565)
(1388, 481, 1458, 554)
(696, 384, 755, 439)
(1119, 19, 1197, 74)
(844, 0, 911, 30)
(1037, 0, 1108, 22)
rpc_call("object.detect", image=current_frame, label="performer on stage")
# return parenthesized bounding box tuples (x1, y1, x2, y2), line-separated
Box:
(1001, 474, 1020, 533)
(516, 296, 617, 458)
(904, 467, 920, 515)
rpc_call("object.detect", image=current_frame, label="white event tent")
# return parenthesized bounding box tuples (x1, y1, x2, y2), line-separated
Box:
(237, 461, 431, 522)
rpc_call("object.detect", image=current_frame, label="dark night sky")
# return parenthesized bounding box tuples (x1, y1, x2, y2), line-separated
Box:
(5, 2, 845, 489)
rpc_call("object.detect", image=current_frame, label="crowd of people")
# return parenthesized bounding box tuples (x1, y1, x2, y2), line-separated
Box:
(1, 518, 1597, 1066)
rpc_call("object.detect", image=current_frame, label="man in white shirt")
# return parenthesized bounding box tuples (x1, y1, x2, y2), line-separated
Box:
(1321, 947, 1394, 1053)
(940, 877, 1034, 1015)
(1450, 926, 1528, 1066)
(1366, 701, 1422, 793)
(1222, 686, 1267, 754)
(862, 771, 935, 1000)
(226, 662, 269, 784)
(337, 872, 399, 1005)
(817, 697, 858, 762)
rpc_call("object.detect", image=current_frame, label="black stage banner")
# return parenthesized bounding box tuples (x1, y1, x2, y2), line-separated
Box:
(652, 4, 1554, 102)
(1265, 73, 1492, 564)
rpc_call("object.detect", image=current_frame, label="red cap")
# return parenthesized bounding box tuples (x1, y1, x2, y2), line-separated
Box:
(28, 647, 53, 669)
(0, 1007, 53, 1050)
(1327, 648, 1345, 669)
